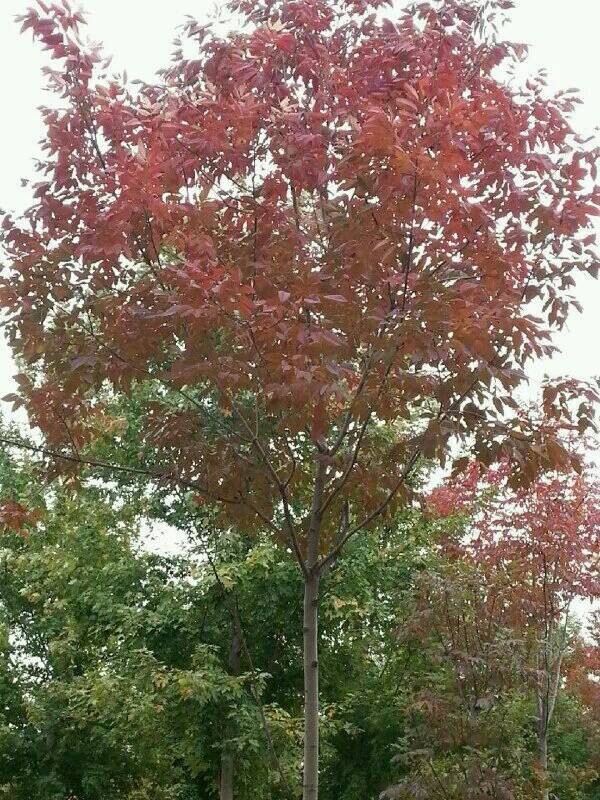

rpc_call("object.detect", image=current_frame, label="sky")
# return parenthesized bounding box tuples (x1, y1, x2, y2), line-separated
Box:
(0, 0, 599, 402)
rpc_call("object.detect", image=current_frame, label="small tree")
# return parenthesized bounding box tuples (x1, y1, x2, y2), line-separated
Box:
(428, 465, 600, 799)
(2, 1, 599, 796)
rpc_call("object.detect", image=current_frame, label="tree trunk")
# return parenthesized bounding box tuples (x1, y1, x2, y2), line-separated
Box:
(220, 750, 235, 800)
(303, 570, 320, 800)
(539, 732, 549, 800)
(220, 625, 241, 800)
(301, 456, 326, 800)
(536, 611, 569, 800)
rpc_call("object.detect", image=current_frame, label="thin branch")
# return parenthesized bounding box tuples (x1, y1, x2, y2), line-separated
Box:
(400, 170, 419, 313)
(320, 341, 402, 517)
(47, 294, 215, 420)
(321, 500, 349, 577)
(308, 456, 327, 574)
(319, 447, 421, 573)
(0, 435, 186, 489)
(231, 403, 307, 577)
(319, 414, 370, 519)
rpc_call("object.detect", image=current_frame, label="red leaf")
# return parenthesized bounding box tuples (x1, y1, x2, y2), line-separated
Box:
(276, 33, 296, 54)
(311, 399, 327, 441)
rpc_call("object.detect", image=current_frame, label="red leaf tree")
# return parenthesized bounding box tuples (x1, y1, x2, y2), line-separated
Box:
(430, 465, 600, 798)
(1, 1, 599, 796)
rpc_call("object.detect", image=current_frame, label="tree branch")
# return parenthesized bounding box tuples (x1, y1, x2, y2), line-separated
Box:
(319, 447, 421, 573)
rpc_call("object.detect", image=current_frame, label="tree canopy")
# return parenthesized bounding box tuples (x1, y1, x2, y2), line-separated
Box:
(0, 1, 599, 798)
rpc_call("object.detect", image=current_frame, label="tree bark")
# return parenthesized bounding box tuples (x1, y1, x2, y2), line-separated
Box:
(539, 732, 549, 800)
(220, 625, 241, 800)
(303, 570, 320, 800)
(536, 609, 569, 800)
(302, 456, 326, 800)
(220, 750, 235, 800)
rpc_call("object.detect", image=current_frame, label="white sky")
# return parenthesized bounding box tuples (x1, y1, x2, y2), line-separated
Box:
(0, 0, 599, 396)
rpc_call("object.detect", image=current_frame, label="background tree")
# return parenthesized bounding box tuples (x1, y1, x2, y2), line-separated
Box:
(0, 437, 300, 800)
(2, 1, 599, 796)
(0, 425, 431, 799)
(382, 558, 600, 800)
(418, 464, 600, 799)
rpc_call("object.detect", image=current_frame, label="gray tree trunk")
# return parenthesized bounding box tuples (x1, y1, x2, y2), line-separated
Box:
(302, 571, 320, 800)
(220, 626, 241, 800)
(220, 751, 235, 800)
(302, 458, 326, 800)
(539, 733, 549, 800)
(536, 610, 569, 800)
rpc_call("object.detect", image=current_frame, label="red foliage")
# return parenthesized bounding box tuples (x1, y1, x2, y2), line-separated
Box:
(564, 631, 600, 718)
(431, 463, 600, 622)
(1, 0, 599, 538)
(427, 460, 484, 517)
(0, 499, 40, 536)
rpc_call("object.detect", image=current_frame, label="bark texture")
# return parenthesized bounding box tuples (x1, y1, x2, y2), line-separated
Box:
(303, 572, 320, 800)
(220, 626, 241, 800)
(302, 457, 326, 800)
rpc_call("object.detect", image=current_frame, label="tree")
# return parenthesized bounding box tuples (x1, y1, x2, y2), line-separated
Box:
(2, 1, 599, 796)
(385, 564, 542, 799)
(0, 423, 431, 799)
(427, 464, 600, 799)
(382, 559, 600, 800)
(0, 439, 300, 799)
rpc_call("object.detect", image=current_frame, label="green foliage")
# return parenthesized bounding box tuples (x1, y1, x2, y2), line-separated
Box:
(1, 435, 598, 799)
(549, 695, 600, 800)
(0, 446, 291, 798)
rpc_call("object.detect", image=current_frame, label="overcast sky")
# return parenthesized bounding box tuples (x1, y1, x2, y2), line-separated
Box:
(1, 0, 599, 398)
